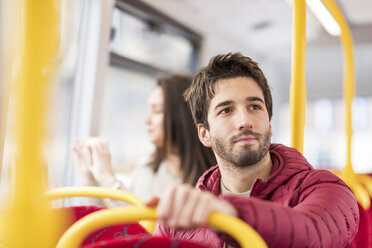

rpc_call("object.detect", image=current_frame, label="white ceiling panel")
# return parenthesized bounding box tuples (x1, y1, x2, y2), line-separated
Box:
(147, 0, 372, 100)
(175, 0, 325, 56)
(339, 0, 372, 25)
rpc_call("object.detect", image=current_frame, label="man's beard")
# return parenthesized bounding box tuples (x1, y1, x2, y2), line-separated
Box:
(211, 129, 271, 168)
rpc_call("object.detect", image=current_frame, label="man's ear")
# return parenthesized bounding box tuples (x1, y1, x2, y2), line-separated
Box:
(197, 124, 212, 147)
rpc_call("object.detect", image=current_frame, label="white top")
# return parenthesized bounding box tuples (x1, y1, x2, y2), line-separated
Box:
(81, 161, 182, 207)
(220, 180, 250, 196)
(126, 161, 182, 202)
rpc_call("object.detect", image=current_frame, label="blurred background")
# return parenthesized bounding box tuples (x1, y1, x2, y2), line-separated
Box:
(0, 0, 371, 193)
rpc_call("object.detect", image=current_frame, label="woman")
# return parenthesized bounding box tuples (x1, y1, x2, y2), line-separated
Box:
(73, 74, 216, 203)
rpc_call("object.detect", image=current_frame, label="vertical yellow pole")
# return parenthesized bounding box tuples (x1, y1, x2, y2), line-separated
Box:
(321, 0, 354, 176)
(290, 0, 307, 153)
(1, 0, 63, 247)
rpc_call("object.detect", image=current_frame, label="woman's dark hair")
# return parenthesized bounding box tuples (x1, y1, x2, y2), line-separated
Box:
(148, 74, 216, 185)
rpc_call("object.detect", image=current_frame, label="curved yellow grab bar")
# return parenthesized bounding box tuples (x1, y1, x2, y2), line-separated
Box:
(332, 171, 370, 209)
(57, 206, 268, 248)
(45, 187, 155, 233)
(45, 186, 145, 207)
(322, 0, 371, 210)
(357, 174, 372, 198)
(322, 0, 354, 176)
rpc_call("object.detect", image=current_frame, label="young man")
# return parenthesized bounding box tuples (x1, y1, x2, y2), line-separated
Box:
(148, 53, 359, 247)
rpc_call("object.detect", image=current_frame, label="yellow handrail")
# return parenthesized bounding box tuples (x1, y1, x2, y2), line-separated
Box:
(46, 186, 145, 207)
(45, 186, 156, 233)
(290, 0, 307, 154)
(0, 0, 64, 247)
(322, 0, 354, 176)
(322, 0, 372, 210)
(56, 206, 268, 248)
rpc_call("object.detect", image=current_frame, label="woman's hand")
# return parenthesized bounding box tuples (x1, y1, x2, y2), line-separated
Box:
(72, 137, 117, 188)
(72, 138, 95, 185)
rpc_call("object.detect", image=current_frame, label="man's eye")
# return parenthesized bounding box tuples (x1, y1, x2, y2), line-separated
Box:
(251, 104, 261, 110)
(219, 108, 231, 115)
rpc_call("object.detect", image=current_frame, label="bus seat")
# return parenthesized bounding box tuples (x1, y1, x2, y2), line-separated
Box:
(45, 186, 156, 234)
(350, 174, 372, 248)
(57, 206, 268, 248)
(82, 235, 208, 248)
(57, 205, 149, 247)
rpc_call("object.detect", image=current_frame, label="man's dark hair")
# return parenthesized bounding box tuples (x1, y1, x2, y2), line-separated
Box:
(184, 52, 273, 129)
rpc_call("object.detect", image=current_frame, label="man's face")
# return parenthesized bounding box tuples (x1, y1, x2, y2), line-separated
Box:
(198, 77, 272, 168)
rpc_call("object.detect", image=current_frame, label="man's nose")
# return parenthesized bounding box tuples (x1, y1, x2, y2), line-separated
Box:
(238, 120, 253, 131)
(237, 111, 253, 131)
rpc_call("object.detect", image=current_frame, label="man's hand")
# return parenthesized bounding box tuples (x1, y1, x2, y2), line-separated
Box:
(147, 184, 237, 230)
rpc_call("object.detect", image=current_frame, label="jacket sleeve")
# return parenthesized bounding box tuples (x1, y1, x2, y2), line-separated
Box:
(219, 170, 359, 248)
(153, 223, 169, 236)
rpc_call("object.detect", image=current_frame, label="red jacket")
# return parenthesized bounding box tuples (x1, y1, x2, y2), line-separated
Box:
(154, 144, 359, 248)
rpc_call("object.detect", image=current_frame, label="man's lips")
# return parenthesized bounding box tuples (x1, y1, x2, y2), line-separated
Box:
(233, 136, 257, 144)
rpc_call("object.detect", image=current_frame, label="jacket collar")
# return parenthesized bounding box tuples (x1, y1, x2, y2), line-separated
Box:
(196, 144, 313, 199)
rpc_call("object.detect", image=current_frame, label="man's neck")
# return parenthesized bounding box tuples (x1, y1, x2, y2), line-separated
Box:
(219, 152, 273, 193)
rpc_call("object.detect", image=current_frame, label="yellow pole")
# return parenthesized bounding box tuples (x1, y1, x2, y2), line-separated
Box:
(290, 0, 307, 154)
(1, 0, 64, 247)
(321, 0, 354, 176)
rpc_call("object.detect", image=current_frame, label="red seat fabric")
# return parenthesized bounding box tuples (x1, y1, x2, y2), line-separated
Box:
(350, 174, 372, 248)
(82, 235, 209, 248)
(60, 206, 210, 248)
(350, 200, 372, 248)
(59, 206, 149, 247)
(71, 205, 104, 222)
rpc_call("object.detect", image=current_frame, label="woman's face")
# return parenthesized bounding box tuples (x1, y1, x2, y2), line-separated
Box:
(145, 86, 164, 147)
